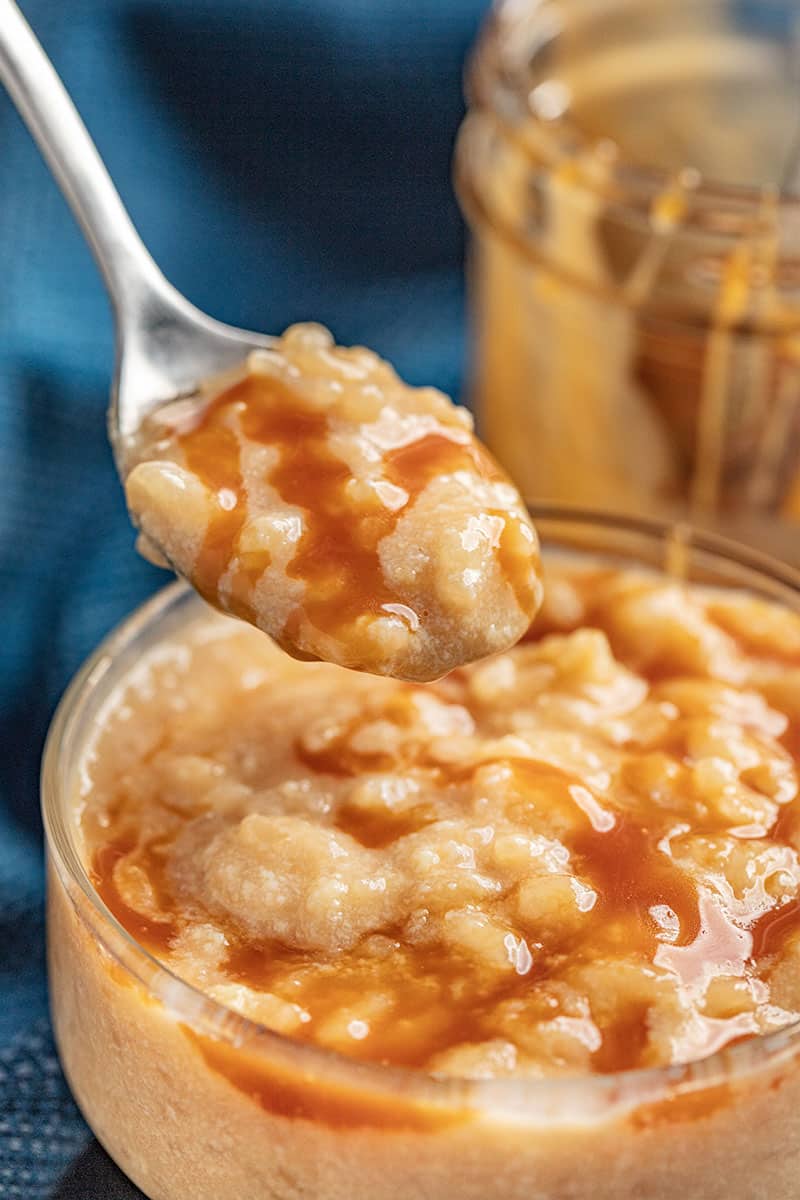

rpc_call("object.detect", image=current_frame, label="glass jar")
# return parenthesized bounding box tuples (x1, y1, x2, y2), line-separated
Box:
(43, 511, 800, 1200)
(455, 0, 800, 537)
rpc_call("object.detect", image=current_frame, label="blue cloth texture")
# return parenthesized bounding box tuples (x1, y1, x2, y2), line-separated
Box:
(0, 1, 486, 1193)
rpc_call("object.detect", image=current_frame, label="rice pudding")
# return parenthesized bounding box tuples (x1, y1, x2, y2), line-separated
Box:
(45, 543, 800, 1200)
(77, 561, 800, 1079)
(124, 324, 541, 682)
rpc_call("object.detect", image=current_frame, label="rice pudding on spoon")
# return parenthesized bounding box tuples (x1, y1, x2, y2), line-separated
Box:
(0, 4, 541, 685)
(124, 323, 542, 681)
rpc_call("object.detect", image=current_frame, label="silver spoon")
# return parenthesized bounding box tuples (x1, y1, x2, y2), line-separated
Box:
(0, 0, 545, 684)
(0, 0, 274, 468)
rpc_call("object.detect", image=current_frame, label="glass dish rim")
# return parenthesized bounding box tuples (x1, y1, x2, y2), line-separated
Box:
(41, 506, 800, 1125)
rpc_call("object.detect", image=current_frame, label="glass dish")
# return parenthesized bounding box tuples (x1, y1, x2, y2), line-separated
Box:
(43, 511, 800, 1200)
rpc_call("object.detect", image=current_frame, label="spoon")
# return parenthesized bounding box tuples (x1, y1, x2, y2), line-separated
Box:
(0, 0, 274, 464)
(0, 0, 543, 682)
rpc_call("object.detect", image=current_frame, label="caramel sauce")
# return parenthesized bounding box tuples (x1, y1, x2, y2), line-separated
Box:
(222, 941, 492, 1070)
(502, 760, 702, 956)
(222, 937, 304, 994)
(88, 737, 800, 1076)
(383, 429, 499, 492)
(180, 414, 252, 619)
(334, 804, 436, 849)
(590, 1003, 651, 1075)
(750, 896, 800, 960)
(214, 763, 704, 1073)
(84, 563, 800, 1080)
(296, 734, 398, 779)
(91, 838, 178, 954)
(182, 1027, 472, 1130)
(174, 376, 534, 644)
(572, 817, 701, 952)
(630, 1082, 733, 1129)
(772, 797, 800, 847)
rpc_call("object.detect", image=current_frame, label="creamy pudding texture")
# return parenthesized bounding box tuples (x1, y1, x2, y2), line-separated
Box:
(123, 324, 542, 682)
(81, 561, 800, 1080)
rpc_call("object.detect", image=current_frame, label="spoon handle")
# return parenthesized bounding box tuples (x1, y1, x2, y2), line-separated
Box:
(0, 0, 168, 317)
(0, 0, 272, 447)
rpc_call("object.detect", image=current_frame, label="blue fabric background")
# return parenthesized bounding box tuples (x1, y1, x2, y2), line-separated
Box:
(0, 1, 487, 1193)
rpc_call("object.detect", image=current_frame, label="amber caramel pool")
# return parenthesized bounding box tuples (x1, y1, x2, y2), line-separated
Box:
(75, 559, 800, 1082)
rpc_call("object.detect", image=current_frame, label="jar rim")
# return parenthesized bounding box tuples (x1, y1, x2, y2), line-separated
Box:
(41, 507, 800, 1126)
(467, 0, 800, 215)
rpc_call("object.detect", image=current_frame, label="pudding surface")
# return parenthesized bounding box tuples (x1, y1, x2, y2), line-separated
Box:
(80, 560, 800, 1079)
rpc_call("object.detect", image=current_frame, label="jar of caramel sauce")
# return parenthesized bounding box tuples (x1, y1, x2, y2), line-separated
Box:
(455, 0, 800, 548)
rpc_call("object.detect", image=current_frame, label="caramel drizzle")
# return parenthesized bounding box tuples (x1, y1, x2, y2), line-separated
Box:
(175, 375, 537, 645)
(90, 759, 800, 1075)
(91, 837, 178, 954)
(87, 569, 800, 1076)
